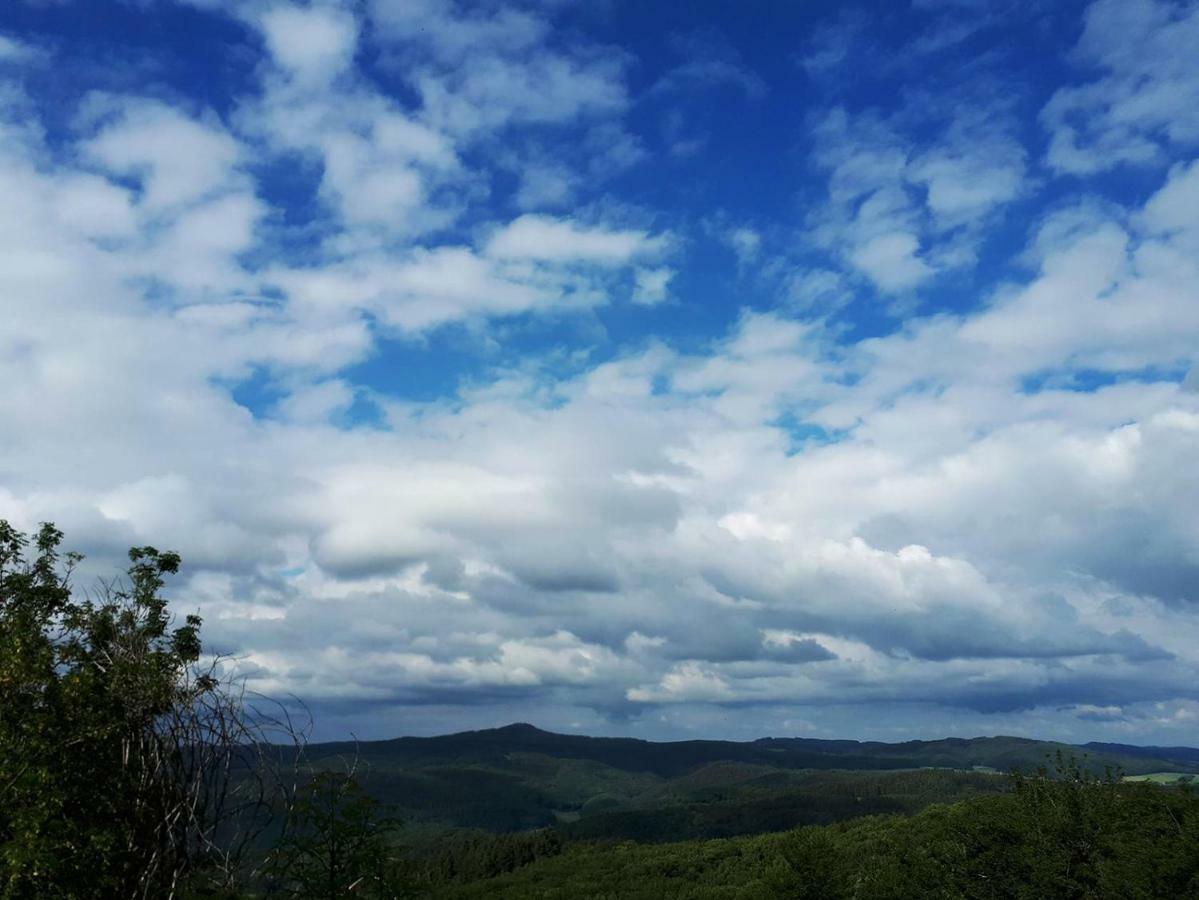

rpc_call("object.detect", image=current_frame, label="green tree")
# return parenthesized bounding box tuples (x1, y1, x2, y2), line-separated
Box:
(0, 521, 277, 899)
(1009, 751, 1127, 898)
(268, 769, 409, 898)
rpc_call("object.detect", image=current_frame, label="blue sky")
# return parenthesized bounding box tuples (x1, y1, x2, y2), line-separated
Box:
(2, 0, 1199, 744)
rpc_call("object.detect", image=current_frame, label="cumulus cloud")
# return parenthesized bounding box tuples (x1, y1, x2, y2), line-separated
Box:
(258, 4, 358, 85)
(82, 98, 244, 213)
(1, 0, 1197, 745)
(267, 211, 669, 335)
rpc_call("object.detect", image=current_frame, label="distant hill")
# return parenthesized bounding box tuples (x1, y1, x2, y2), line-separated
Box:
(298, 724, 1199, 839)
(1082, 741, 1199, 767)
(310, 722, 1199, 778)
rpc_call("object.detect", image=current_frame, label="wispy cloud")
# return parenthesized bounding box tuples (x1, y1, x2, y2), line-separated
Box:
(1042, 0, 1199, 174)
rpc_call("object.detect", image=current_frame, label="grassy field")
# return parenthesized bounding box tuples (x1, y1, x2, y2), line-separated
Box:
(1123, 772, 1196, 784)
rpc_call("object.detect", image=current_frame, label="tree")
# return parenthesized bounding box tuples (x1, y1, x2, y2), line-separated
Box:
(267, 768, 409, 898)
(1009, 751, 1128, 897)
(0, 521, 286, 899)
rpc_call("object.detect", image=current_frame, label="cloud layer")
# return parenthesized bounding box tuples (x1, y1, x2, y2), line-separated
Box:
(2, 0, 1198, 742)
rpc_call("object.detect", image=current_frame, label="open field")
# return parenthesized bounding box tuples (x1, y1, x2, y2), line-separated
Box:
(1123, 772, 1196, 784)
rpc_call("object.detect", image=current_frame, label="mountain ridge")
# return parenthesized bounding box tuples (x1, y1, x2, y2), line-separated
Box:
(309, 722, 1199, 777)
(294, 723, 1199, 839)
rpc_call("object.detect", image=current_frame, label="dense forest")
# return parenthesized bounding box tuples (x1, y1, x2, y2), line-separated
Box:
(3, 522, 1197, 898)
(434, 768, 1199, 899)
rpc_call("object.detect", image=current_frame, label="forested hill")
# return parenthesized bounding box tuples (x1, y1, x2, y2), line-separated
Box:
(1082, 741, 1199, 766)
(309, 722, 1199, 778)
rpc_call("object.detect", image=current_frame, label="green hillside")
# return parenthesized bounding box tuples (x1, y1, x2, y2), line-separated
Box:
(310, 723, 1199, 778)
(299, 724, 1199, 840)
(434, 777, 1199, 899)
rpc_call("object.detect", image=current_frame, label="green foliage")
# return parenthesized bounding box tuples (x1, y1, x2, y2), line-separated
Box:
(0, 521, 214, 897)
(345, 764, 563, 831)
(411, 828, 563, 885)
(0, 520, 276, 899)
(296, 743, 1013, 841)
(561, 768, 1005, 843)
(434, 762, 1199, 899)
(267, 770, 410, 899)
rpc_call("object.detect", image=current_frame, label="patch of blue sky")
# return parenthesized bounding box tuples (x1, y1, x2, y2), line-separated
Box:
(250, 155, 330, 240)
(771, 411, 848, 456)
(225, 366, 286, 419)
(6, 1, 255, 121)
(344, 328, 504, 405)
(1021, 365, 1192, 395)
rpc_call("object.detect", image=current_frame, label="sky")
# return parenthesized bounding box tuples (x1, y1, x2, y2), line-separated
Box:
(2, 0, 1199, 745)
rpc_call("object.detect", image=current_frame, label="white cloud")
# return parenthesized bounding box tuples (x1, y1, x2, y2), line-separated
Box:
(799, 14, 866, 80)
(907, 142, 1026, 227)
(83, 99, 243, 212)
(632, 267, 674, 306)
(242, 70, 461, 240)
(414, 53, 626, 136)
(53, 173, 138, 239)
(267, 215, 665, 334)
(485, 215, 666, 265)
(1141, 158, 1199, 247)
(628, 662, 735, 703)
(511, 161, 577, 210)
(1042, 0, 1199, 174)
(370, 0, 626, 138)
(258, 5, 358, 85)
(807, 105, 1025, 293)
(724, 226, 760, 265)
(369, 0, 547, 65)
(786, 269, 849, 312)
(0, 34, 38, 62)
(848, 231, 932, 292)
(143, 192, 265, 293)
(267, 247, 539, 333)
(2, 0, 1199, 744)
(276, 379, 356, 423)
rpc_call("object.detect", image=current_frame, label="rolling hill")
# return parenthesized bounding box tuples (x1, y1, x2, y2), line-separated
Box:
(298, 723, 1199, 840)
